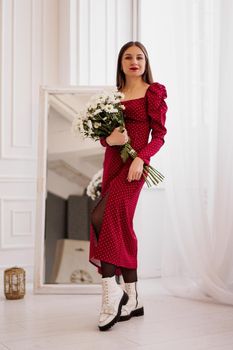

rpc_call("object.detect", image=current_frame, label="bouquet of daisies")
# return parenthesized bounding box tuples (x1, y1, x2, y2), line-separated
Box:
(72, 90, 164, 187)
(86, 169, 103, 200)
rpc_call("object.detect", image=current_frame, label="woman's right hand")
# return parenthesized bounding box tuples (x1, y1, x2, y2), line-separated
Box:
(106, 127, 129, 146)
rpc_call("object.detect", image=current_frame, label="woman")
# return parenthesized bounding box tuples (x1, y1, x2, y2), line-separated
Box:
(89, 41, 168, 331)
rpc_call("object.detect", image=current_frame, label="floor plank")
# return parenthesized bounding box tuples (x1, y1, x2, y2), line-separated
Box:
(1, 279, 233, 350)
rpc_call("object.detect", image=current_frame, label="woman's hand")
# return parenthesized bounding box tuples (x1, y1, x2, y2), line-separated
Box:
(127, 157, 144, 182)
(106, 127, 129, 146)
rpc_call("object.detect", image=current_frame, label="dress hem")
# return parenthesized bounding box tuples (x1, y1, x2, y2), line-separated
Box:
(89, 257, 137, 276)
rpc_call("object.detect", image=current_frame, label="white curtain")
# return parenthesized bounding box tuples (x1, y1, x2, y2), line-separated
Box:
(151, 0, 233, 305)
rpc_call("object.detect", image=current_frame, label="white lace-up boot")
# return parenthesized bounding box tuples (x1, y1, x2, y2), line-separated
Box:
(98, 276, 128, 331)
(119, 282, 144, 321)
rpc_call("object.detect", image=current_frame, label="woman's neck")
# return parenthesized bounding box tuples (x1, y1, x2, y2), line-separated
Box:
(123, 77, 144, 93)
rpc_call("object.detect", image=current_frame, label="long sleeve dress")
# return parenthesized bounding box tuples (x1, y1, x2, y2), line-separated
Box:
(89, 82, 168, 274)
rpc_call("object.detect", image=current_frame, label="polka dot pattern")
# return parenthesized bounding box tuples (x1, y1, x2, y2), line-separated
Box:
(89, 82, 168, 274)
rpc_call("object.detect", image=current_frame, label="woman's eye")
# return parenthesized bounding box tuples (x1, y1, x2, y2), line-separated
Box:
(123, 56, 144, 60)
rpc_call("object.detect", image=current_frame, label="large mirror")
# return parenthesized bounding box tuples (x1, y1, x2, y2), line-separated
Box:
(34, 86, 113, 294)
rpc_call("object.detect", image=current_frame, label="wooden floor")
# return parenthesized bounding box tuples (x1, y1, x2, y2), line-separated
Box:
(1, 279, 233, 350)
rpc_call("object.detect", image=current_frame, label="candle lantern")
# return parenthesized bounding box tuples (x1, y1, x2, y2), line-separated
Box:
(4, 267, 26, 300)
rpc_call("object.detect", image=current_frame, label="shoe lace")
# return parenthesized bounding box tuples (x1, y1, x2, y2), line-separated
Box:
(101, 304, 114, 315)
(101, 281, 115, 315)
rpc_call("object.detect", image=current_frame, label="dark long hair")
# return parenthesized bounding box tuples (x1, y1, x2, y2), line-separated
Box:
(116, 41, 154, 90)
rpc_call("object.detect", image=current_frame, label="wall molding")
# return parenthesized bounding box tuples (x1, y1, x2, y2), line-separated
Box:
(132, 0, 139, 40)
(76, 0, 138, 85)
(11, 0, 33, 149)
(0, 176, 36, 182)
(0, 0, 38, 160)
(0, 196, 36, 249)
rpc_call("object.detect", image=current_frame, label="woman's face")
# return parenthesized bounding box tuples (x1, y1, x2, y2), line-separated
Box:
(121, 45, 146, 78)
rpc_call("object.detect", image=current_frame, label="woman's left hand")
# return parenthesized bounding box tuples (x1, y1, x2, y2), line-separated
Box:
(127, 157, 144, 182)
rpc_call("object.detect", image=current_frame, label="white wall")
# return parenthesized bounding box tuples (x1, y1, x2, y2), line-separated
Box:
(0, 0, 60, 282)
(71, 0, 137, 85)
(0, 0, 138, 282)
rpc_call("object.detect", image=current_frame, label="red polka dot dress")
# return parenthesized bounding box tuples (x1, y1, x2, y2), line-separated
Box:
(89, 82, 168, 274)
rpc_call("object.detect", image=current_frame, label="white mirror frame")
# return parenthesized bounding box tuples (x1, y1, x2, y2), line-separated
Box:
(34, 85, 113, 294)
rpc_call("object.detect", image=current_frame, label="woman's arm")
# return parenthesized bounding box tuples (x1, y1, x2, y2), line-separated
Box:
(137, 83, 167, 165)
(99, 127, 129, 147)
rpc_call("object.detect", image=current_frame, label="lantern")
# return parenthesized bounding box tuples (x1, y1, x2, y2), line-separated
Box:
(4, 267, 26, 300)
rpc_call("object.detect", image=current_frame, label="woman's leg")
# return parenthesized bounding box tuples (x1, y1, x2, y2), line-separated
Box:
(119, 268, 144, 322)
(91, 195, 116, 277)
(121, 267, 137, 283)
(91, 194, 109, 241)
(91, 196, 128, 330)
(101, 262, 116, 278)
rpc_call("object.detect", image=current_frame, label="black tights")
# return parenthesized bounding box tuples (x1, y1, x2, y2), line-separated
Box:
(91, 195, 137, 283)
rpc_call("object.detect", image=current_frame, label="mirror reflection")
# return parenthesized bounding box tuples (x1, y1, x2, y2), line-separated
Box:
(44, 91, 105, 285)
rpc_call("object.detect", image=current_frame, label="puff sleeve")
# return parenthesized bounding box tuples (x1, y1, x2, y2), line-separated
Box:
(100, 137, 108, 147)
(137, 82, 167, 165)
